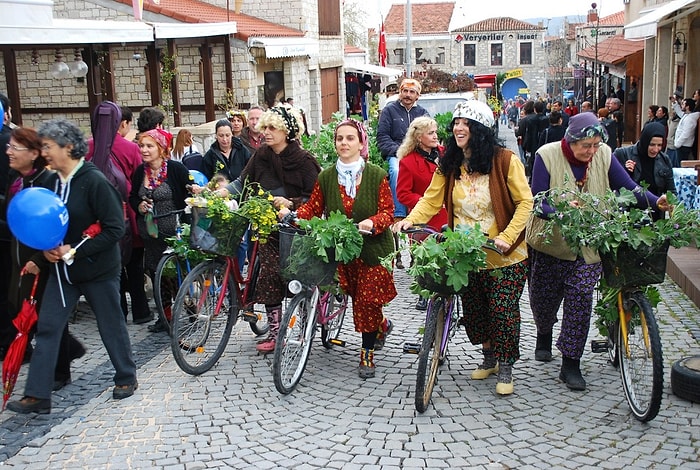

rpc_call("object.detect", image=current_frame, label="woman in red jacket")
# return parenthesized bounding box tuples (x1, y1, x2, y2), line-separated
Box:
(396, 116, 448, 310)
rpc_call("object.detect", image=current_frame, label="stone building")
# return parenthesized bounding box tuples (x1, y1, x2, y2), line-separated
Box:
(0, 0, 346, 132)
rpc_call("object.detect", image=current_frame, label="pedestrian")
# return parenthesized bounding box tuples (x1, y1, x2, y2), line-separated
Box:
(645, 105, 660, 126)
(394, 100, 533, 395)
(280, 119, 397, 379)
(671, 97, 699, 162)
(614, 122, 675, 220)
(597, 108, 617, 152)
(240, 106, 264, 153)
(226, 109, 247, 139)
(219, 105, 321, 353)
(201, 119, 251, 183)
(526, 112, 669, 391)
(130, 128, 192, 333)
(171, 129, 202, 163)
(538, 110, 566, 148)
(666, 103, 681, 167)
(396, 116, 448, 311)
(7, 119, 138, 414)
(564, 99, 578, 116)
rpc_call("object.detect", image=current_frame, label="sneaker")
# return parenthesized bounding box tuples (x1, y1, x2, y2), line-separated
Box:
(113, 381, 138, 400)
(374, 318, 393, 351)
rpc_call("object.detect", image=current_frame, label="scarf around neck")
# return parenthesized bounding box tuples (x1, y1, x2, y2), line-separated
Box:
(336, 158, 365, 198)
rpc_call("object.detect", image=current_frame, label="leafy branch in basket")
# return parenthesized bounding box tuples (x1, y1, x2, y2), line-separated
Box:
(405, 225, 487, 297)
(533, 185, 700, 256)
(164, 223, 211, 266)
(593, 279, 660, 336)
(296, 210, 364, 263)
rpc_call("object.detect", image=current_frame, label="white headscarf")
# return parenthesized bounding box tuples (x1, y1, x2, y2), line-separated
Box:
(336, 158, 365, 198)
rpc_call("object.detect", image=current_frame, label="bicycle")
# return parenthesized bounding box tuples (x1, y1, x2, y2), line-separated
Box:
(590, 241, 667, 422)
(169, 207, 268, 375)
(400, 226, 502, 413)
(271, 224, 352, 395)
(152, 208, 209, 336)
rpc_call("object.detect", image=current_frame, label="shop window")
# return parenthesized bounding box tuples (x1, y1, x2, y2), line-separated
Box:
(520, 42, 532, 65)
(491, 43, 503, 66)
(463, 44, 476, 66)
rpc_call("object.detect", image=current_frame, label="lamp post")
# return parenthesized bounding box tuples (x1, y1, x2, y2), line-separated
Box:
(588, 3, 599, 109)
(406, 0, 412, 77)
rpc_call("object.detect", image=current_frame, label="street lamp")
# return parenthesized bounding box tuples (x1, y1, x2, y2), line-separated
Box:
(588, 3, 599, 108)
(673, 32, 687, 54)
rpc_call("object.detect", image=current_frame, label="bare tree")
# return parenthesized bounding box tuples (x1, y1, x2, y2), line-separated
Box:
(344, 0, 368, 49)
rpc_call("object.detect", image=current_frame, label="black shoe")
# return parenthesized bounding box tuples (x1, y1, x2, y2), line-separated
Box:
(415, 297, 428, 311)
(534, 332, 553, 362)
(53, 376, 72, 391)
(68, 338, 86, 361)
(6, 396, 51, 414)
(148, 319, 168, 333)
(134, 313, 155, 325)
(113, 381, 138, 400)
(559, 357, 586, 391)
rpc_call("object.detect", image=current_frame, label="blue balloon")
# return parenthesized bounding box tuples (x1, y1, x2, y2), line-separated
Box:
(189, 170, 208, 187)
(7, 187, 69, 250)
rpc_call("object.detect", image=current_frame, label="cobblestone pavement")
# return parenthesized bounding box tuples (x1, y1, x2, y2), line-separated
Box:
(1, 127, 699, 469)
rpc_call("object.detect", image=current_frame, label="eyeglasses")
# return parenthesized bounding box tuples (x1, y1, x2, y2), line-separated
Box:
(5, 143, 29, 152)
(41, 143, 54, 151)
(577, 142, 604, 150)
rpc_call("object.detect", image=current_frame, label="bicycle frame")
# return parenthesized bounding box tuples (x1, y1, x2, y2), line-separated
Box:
(211, 238, 260, 317)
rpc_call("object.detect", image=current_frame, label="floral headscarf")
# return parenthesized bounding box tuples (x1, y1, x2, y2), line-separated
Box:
(334, 119, 369, 160)
(564, 112, 608, 143)
(141, 128, 173, 153)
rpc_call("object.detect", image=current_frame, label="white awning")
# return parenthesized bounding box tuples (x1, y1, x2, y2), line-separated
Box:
(344, 63, 404, 80)
(624, 0, 699, 40)
(0, 19, 155, 45)
(153, 22, 237, 39)
(247, 37, 319, 59)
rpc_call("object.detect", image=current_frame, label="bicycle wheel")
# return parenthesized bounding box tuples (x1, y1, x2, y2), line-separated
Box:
(154, 252, 187, 336)
(617, 291, 663, 422)
(606, 319, 619, 367)
(321, 293, 348, 349)
(415, 297, 445, 413)
(170, 259, 236, 375)
(272, 291, 318, 394)
(245, 256, 269, 336)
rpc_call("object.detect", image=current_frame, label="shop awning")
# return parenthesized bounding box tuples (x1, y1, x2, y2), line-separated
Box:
(0, 18, 155, 45)
(344, 63, 404, 80)
(624, 0, 699, 40)
(153, 22, 237, 39)
(247, 37, 319, 59)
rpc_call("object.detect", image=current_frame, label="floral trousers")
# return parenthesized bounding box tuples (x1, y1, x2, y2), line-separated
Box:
(461, 260, 528, 365)
(528, 248, 602, 360)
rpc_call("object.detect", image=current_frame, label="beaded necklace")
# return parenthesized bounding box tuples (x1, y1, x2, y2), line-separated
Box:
(145, 159, 168, 189)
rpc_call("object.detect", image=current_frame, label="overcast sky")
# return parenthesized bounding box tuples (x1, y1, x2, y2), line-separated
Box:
(353, 0, 623, 30)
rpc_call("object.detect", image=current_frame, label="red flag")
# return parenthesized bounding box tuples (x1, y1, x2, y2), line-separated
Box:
(378, 21, 387, 67)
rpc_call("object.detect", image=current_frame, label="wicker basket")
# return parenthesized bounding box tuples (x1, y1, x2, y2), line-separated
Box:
(189, 206, 248, 257)
(279, 226, 337, 285)
(600, 241, 669, 288)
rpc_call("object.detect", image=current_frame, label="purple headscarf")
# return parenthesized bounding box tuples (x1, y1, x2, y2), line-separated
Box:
(564, 111, 608, 143)
(335, 119, 369, 160)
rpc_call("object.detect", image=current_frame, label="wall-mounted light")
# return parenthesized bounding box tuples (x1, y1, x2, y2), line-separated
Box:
(673, 32, 687, 55)
(50, 49, 71, 79)
(70, 48, 89, 78)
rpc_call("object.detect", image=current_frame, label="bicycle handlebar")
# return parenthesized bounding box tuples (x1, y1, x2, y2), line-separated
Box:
(400, 225, 503, 255)
(278, 211, 376, 236)
(152, 208, 188, 220)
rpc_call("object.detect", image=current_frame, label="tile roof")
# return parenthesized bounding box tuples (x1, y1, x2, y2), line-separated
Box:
(598, 10, 625, 26)
(577, 34, 644, 65)
(384, 2, 455, 35)
(453, 17, 541, 32)
(344, 44, 365, 54)
(113, 0, 304, 40)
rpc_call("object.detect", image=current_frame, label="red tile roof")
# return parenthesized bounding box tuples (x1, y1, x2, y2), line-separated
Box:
(453, 17, 541, 32)
(598, 10, 625, 26)
(113, 0, 304, 40)
(577, 34, 644, 65)
(344, 44, 365, 54)
(384, 2, 455, 35)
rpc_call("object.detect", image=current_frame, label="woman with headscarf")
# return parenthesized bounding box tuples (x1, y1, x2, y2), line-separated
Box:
(221, 105, 321, 353)
(394, 100, 533, 395)
(527, 113, 670, 391)
(279, 119, 396, 379)
(614, 122, 675, 220)
(129, 128, 192, 333)
(6, 119, 137, 414)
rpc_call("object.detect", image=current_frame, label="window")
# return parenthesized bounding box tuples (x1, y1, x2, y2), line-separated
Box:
(463, 44, 476, 66)
(392, 48, 404, 65)
(519, 42, 532, 65)
(318, 0, 341, 36)
(435, 47, 445, 65)
(490, 43, 503, 66)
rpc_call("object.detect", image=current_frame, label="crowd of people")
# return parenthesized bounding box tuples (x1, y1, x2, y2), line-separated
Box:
(0, 78, 697, 413)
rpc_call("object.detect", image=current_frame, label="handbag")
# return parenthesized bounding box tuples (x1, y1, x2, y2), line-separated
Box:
(144, 210, 159, 238)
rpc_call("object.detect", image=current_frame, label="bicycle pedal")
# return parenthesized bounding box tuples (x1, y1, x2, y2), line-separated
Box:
(328, 338, 346, 347)
(241, 311, 259, 323)
(403, 342, 421, 354)
(590, 339, 609, 353)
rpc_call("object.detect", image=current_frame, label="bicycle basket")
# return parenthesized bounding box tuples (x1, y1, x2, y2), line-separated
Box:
(189, 206, 248, 257)
(416, 270, 468, 296)
(600, 240, 669, 288)
(279, 226, 337, 285)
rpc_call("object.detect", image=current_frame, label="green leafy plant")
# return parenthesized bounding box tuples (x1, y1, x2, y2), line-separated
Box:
(532, 185, 700, 255)
(433, 112, 453, 144)
(593, 278, 661, 336)
(163, 224, 212, 272)
(401, 226, 488, 297)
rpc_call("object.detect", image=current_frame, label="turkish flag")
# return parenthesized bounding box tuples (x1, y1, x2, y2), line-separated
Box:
(378, 22, 387, 67)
